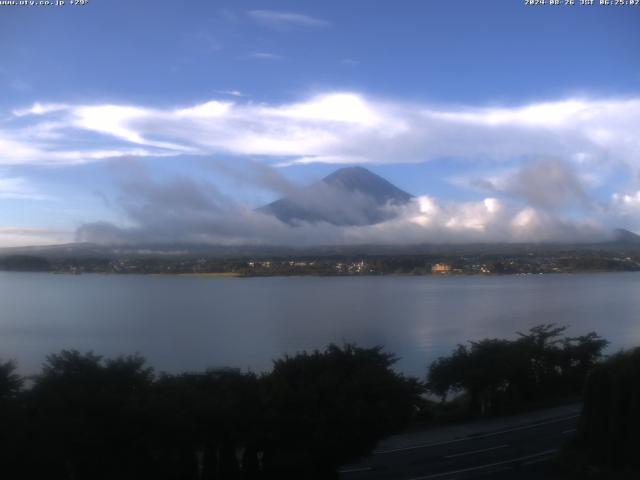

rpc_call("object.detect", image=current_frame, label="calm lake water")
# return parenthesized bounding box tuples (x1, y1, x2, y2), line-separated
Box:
(1, 272, 639, 377)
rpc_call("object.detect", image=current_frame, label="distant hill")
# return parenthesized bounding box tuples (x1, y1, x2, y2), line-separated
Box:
(612, 228, 640, 244)
(4, 234, 640, 261)
(257, 166, 413, 226)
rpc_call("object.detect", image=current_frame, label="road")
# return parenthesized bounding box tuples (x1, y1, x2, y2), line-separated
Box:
(339, 404, 580, 480)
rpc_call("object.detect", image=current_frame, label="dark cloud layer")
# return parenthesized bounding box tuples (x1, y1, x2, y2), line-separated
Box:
(473, 159, 591, 211)
(76, 162, 613, 246)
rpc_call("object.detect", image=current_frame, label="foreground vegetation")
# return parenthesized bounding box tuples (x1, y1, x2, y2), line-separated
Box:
(0, 325, 618, 479)
(560, 347, 640, 478)
(0, 345, 422, 480)
(427, 324, 608, 417)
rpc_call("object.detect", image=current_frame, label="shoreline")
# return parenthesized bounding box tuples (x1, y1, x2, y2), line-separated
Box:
(1, 269, 639, 278)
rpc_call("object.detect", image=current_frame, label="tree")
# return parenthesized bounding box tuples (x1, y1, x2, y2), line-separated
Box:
(26, 350, 154, 480)
(573, 348, 640, 475)
(428, 339, 526, 414)
(0, 255, 50, 272)
(561, 332, 609, 392)
(427, 325, 608, 416)
(0, 360, 22, 400)
(0, 360, 24, 475)
(149, 368, 264, 480)
(263, 344, 424, 479)
(426, 345, 467, 402)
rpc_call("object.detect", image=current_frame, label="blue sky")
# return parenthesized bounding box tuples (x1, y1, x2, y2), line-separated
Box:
(1, 0, 639, 246)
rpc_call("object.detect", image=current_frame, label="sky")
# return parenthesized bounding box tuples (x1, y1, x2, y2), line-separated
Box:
(1, 0, 639, 247)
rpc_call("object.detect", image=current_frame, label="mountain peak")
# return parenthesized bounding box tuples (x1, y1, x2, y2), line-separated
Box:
(258, 166, 413, 226)
(321, 166, 413, 204)
(323, 165, 373, 179)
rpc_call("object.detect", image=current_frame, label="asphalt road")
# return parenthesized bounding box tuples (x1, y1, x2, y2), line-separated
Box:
(339, 408, 580, 480)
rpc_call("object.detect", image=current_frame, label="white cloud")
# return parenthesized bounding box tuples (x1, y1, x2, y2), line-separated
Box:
(0, 174, 47, 200)
(216, 90, 247, 97)
(3, 93, 639, 172)
(174, 100, 232, 118)
(610, 191, 640, 230)
(71, 105, 150, 144)
(265, 93, 383, 126)
(247, 10, 330, 29)
(422, 98, 640, 167)
(12, 102, 68, 117)
(612, 191, 640, 211)
(247, 52, 284, 60)
(0, 136, 51, 165)
(0, 130, 178, 165)
(384, 196, 602, 244)
(0, 227, 71, 247)
(429, 99, 593, 128)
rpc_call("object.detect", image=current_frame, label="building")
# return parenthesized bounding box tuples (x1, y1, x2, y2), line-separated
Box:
(431, 263, 452, 274)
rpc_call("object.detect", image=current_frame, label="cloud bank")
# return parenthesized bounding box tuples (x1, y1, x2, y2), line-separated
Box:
(3, 92, 639, 245)
(75, 162, 612, 246)
(3, 93, 639, 171)
(470, 159, 592, 211)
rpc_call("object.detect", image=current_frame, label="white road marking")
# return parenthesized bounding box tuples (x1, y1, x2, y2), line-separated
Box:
(522, 455, 555, 466)
(562, 428, 577, 434)
(407, 449, 558, 480)
(374, 415, 579, 454)
(443, 444, 508, 459)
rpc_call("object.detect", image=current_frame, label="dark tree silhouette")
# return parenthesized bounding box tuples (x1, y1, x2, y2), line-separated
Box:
(263, 344, 424, 479)
(0, 359, 22, 400)
(25, 350, 154, 480)
(0, 359, 24, 476)
(149, 368, 264, 480)
(427, 325, 608, 416)
(571, 347, 640, 477)
(560, 332, 609, 391)
(0, 344, 422, 480)
(4, 333, 608, 480)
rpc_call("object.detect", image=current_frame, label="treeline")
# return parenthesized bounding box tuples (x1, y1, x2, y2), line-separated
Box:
(427, 324, 608, 416)
(0, 345, 423, 480)
(0, 255, 51, 271)
(0, 326, 611, 479)
(3, 250, 640, 275)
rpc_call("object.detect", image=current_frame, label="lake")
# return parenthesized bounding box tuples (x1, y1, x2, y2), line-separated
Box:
(1, 272, 639, 377)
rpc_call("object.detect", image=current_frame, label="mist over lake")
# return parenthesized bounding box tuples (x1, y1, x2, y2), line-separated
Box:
(1, 271, 639, 377)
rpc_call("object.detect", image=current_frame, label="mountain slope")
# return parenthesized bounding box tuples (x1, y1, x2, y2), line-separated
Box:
(258, 167, 413, 226)
(322, 167, 413, 204)
(612, 228, 640, 244)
